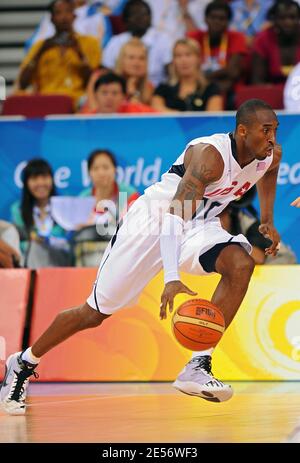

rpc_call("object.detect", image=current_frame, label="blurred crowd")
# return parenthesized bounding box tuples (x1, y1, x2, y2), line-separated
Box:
(8, 0, 300, 113)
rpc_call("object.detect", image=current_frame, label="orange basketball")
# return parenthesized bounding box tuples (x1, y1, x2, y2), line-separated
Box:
(172, 298, 225, 351)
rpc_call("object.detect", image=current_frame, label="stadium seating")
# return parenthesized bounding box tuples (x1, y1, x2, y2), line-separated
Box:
(2, 94, 74, 117)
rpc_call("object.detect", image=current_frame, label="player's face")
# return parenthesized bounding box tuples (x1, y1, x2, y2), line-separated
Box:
(173, 44, 199, 77)
(89, 154, 116, 189)
(244, 110, 279, 160)
(27, 174, 53, 201)
(122, 45, 147, 78)
(95, 83, 125, 113)
(52, 1, 75, 33)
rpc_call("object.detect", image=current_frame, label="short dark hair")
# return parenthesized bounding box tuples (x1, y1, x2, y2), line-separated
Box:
(205, 0, 233, 22)
(87, 149, 117, 171)
(268, 0, 300, 20)
(48, 0, 72, 14)
(236, 99, 276, 127)
(94, 72, 127, 94)
(122, 0, 152, 23)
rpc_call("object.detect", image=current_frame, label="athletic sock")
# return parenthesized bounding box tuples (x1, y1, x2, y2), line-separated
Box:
(191, 348, 214, 359)
(21, 347, 41, 366)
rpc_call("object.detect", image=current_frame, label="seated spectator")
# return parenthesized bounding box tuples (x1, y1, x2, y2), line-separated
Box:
(115, 37, 153, 104)
(230, 0, 273, 45)
(0, 221, 21, 268)
(152, 38, 223, 112)
(220, 186, 297, 265)
(26, 0, 112, 50)
(103, 0, 173, 86)
(252, 0, 300, 84)
(75, 149, 139, 265)
(11, 159, 72, 268)
(188, 0, 247, 108)
(79, 72, 156, 113)
(16, 0, 101, 105)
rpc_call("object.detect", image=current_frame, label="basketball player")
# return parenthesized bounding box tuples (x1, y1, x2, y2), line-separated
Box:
(1, 99, 281, 414)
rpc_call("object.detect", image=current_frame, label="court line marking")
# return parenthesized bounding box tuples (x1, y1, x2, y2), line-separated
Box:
(26, 393, 176, 408)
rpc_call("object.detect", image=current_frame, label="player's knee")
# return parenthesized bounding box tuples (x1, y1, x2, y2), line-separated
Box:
(221, 250, 255, 283)
(78, 303, 110, 329)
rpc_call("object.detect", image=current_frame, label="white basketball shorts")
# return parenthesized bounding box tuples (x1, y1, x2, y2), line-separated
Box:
(87, 196, 251, 314)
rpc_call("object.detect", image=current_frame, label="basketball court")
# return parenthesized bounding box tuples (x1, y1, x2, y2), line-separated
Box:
(1, 381, 300, 443)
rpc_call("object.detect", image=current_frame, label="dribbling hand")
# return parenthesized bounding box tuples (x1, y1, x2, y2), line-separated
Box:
(160, 281, 197, 320)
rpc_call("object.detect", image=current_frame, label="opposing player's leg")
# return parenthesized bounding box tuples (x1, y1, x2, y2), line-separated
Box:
(0, 198, 163, 415)
(174, 220, 254, 402)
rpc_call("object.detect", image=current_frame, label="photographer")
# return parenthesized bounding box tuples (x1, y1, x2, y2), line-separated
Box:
(16, 0, 100, 105)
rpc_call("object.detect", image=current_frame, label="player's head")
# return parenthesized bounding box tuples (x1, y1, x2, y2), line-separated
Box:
(235, 99, 278, 160)
(49, 0, 75, 33)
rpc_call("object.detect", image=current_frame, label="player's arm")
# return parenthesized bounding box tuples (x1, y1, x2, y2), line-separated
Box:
(256, 143, 281, 256)
(159, 144, 224, 320)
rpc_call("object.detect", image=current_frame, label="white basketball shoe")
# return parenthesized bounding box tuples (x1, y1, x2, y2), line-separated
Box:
(173, 355, 233, 402)
(0, 352, 38, 415)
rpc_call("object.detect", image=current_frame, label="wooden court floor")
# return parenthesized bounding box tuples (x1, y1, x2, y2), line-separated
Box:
(1, 382, 300, 443)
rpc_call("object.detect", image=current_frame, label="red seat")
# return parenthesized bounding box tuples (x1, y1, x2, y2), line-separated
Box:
(2, 94, 74, 117)
(234, 84, 284, 110)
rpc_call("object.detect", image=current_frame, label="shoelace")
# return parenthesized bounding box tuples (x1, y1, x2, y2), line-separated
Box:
(190, 355, 212, 375)
(9, 369, 39, 403)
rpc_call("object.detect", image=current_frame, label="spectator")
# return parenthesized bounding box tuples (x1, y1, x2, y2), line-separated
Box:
(252, 0, 300, 84)
(16, 0, 101, 105)
(79, 72, 156, 113)
(188, 0, 247, 108)
(75, 149, 139, 265)
(26, 0, 112, 50)
(230, 0, 273, 45)
(115, 37, 153, 104)
(103, 0, 173, 86)
(152, 38, 223, 112)
(11, 159, 71, 268)
(0, 221, 21, 268)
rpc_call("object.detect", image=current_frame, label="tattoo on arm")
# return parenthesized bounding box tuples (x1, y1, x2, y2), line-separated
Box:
(190, 164, 214, 184)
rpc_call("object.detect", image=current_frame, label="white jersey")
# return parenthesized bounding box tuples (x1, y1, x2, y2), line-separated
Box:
(144, 132, 273, 221)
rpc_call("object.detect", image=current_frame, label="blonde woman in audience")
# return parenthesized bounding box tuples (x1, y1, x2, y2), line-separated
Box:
(152, 38, 223, 113)
(115, 37, 153, 105)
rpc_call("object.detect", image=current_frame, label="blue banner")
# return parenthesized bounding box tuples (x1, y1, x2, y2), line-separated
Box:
(0, 114, 299, 259)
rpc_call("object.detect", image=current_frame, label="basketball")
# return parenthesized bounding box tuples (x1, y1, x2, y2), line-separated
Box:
(172, 299, 225, 351)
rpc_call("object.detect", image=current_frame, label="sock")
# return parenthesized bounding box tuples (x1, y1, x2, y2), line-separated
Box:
(21, 347, 41, 365)
(191, 348, 214, 359)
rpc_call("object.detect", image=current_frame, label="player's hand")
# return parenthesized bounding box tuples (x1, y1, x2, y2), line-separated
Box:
(291, 197, 300, 207)
(160, 281, 197, 320)
(259, 222, 281, 256)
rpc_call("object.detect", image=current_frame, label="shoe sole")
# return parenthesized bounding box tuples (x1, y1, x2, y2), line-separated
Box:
(173, 380, 233, 403)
